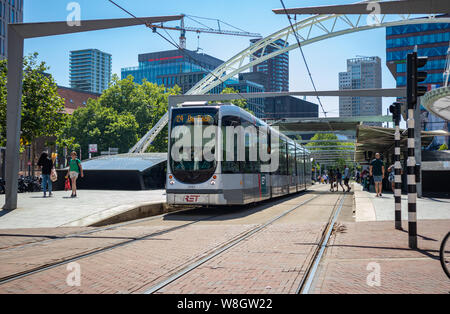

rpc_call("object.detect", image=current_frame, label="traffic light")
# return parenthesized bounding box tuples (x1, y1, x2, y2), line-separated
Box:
(389, 102, 401, 125)
(407, 52, 428, 109)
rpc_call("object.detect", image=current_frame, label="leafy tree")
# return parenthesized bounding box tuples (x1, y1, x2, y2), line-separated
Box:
(0, 53, 66, 169)
(59, 75, 181, 154)
(59, 100, 138, 154)
(213, 87, 254, 115)
(306, 133, 355, 170)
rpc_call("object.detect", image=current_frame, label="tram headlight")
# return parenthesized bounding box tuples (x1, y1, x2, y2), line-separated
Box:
(169, 180, 175, 185)
(210, 180, 216, 185)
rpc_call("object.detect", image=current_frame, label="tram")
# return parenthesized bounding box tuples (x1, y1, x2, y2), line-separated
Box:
(166, 104, 312, 205)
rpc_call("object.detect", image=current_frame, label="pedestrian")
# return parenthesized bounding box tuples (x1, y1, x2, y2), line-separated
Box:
(370, 152, 385, 197)
(343, 165, 351, 192)
(336, 169, 344, 192)
(329, 169, 335, 192)
(387, 164, 395, 193)
(37, 151, 54, 197)
(66, 151, 84, 198)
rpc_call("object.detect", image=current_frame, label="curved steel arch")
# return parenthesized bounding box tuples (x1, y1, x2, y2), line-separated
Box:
(131, 13, 450, 153)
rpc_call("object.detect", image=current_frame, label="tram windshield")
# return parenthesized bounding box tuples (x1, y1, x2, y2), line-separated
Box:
(169, 107, 219, 184)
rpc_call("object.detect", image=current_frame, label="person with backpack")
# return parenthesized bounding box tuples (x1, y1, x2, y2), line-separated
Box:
(37, 151, 54, 198)
(66, 151, 84, 198)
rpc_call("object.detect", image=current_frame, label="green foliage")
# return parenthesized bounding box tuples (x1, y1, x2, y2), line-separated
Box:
(59, 75, 181, 154)
(0, 53, 66, 147)
(438, 143, 448, 151)
(306, 133, 355, 170)
(216, 87, 254, 115)
(59, 100, 138, 154)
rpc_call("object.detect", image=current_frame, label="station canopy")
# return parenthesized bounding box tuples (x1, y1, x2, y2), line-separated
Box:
(355, 125, 449, 162)
(269, 116, 393, 134)
(81, 153, 167, 171)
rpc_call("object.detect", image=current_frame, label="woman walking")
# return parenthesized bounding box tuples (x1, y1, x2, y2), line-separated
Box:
(66, 151, 84, 198)
(37, 152, 54, 198)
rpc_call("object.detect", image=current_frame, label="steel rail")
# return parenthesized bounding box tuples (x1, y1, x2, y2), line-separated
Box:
(142, 191, 324, 294)
(297, 194, 346, 294)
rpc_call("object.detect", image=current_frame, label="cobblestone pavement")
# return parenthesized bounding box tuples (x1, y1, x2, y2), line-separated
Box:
(0, 186, 339, 294)
(311, 220, 450, 294)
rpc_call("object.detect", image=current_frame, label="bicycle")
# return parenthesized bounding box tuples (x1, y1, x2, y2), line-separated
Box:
(440, 231, 450, 279)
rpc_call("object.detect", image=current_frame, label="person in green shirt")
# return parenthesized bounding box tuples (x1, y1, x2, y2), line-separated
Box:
(370, 152, 385, 197)
(66, 151, 84, 198)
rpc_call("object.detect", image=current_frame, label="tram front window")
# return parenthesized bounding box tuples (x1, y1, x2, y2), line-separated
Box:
(169, 108, 218, 184)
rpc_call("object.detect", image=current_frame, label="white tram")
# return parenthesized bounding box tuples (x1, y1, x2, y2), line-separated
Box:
(166, 104, 312, 205)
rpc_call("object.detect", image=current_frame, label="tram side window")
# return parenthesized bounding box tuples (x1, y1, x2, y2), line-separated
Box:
(279, 138, 288, 175)
(222, 115, 241, 174)
(242, 118, 259, 174)
(288, 143, 296, 176)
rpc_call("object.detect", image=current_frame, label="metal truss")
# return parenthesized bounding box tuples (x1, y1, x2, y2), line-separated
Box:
(130, 11, 450, 153)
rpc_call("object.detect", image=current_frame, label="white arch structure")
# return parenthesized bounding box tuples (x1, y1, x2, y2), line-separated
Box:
(130, 12, 450, 153)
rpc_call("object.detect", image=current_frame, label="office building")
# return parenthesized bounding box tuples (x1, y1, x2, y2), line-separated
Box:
(264, 96, 318, 120)
(70, 49, 112, 94)
(121, 50, 267, 117)
(339, 56, 382, 125)
(250, 38, 289, 92)
(121, 50, 224, 94)
(0, 0, 24, 59)
(386, 19, 450, 147)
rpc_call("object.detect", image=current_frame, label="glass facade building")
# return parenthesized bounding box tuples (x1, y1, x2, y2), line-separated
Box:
(339, 56, 382, 126)
(386, 21, 450, 147)
(70, 49, 112, 94)
(121, 50, 266, 118)
(121, 50, 225, 94)
(0, 0, 23, 59)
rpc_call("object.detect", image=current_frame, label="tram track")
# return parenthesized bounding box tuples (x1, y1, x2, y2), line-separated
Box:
(140, 191, 346, 294)
(0, 189, 324, 287)
(142, 193, 327, 294)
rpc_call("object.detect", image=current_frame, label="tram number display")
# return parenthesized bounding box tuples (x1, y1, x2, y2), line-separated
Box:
(174, 114, 214, 125)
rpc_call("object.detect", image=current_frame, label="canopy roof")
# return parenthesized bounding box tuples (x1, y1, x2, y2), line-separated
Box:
(81, 153, 167, 171)
(355, 125, 449, 162)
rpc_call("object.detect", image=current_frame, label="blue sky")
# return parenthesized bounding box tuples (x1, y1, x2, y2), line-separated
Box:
(24, 0, 398, 117)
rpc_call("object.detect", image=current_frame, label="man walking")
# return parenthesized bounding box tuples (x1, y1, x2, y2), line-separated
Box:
(370, 153, 385, 197)
(343, 165, 351, 192)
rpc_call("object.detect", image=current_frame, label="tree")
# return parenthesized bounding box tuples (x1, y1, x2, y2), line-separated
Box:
(215, 87, 254, 115)
(306, 133, 355, 170)
(438, 143, 448, 151)
(59, 100, 138, 155)
(59, 75, 181, 154)
(0, 53, 66, 171)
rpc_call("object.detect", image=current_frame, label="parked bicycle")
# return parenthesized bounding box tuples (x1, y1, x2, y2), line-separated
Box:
(0, 177, 5, 194)
(17, 176, 41, 193)
(440, 231, 450, 279)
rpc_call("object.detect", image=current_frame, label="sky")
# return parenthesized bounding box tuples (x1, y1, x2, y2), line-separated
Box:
(24, 0, 398, 118)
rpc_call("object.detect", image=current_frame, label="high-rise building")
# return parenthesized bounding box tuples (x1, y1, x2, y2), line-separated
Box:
(250, 38, 289, 92)
(70, 49, 112, 94)
(121, 50, 267, 117)
(121, 50, 224, 94)
(386, 19, 450, 147)
(339, 56, 382, 125)
(0, 0, 24, 59)
(264, 96, 318, 120)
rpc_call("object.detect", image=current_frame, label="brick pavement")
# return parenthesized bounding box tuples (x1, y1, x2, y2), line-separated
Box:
(311, 220, 450, 294)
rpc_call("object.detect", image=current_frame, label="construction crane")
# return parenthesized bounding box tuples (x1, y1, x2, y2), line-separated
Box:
(147, 14, 262, 49)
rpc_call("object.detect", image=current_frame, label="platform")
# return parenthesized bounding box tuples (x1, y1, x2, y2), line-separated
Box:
(0, 190, 166, 229)
(353, 183, 450, 222)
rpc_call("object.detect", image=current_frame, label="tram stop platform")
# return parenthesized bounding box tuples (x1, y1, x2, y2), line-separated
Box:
(311, 183, 450, 294)
(0, 190, 167, 229)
